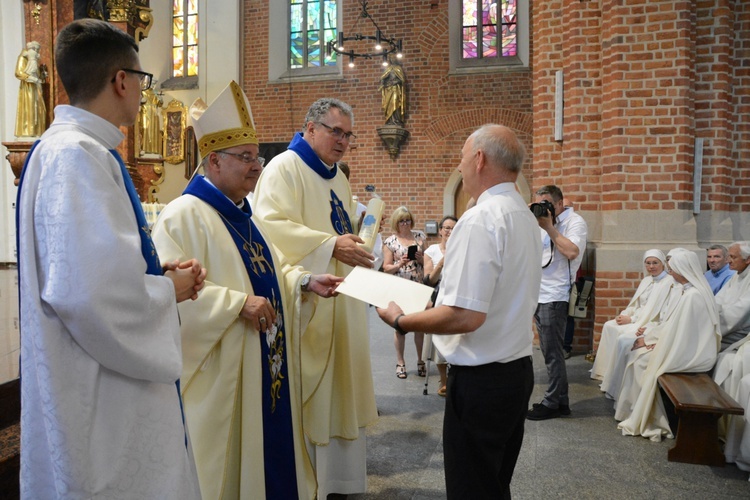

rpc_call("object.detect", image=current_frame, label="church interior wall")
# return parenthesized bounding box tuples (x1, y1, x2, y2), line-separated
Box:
(138, 0, 243, 202)
(0, 0, 25, 263)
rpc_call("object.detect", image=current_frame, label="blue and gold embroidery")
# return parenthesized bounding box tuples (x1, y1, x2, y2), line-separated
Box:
(247, 241, 275, 277)
(329, 189, 353, 235)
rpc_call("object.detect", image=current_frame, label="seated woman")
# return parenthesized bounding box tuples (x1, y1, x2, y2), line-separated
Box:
(615, 249, 720, 441)
(591, 249, 673, 385)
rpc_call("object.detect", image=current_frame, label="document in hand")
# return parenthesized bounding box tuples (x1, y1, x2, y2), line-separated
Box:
(336, 266, 434, 315)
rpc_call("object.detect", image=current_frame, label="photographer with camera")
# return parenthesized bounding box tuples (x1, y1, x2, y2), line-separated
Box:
(527, 185, 588, 420)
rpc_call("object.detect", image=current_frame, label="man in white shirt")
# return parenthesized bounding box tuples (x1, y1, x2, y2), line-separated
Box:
(377, 124, 541, 499)
(527, 185, 588, 420)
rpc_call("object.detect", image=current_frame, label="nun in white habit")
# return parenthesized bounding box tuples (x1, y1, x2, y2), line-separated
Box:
(591, 249, 673, 384)
(616, 249, 720, 441)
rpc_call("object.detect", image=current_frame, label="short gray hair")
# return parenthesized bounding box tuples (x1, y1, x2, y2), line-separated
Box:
(731, 241, 750, 259)
(707, 244, 728, 257)
(304, 98, 354, 129)
(469, 124, 526, 173)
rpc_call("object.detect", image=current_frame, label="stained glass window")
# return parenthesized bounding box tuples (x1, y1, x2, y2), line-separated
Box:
(173, 0, 198, 78)
(290, 0, 337, 69)
(462, 0, 516, 59)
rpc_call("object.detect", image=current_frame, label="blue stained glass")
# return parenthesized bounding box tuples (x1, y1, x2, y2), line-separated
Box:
(307, 1, 320, 31)
(307, 31, 320, 67)
(291, 4, 302, 32)
(324, 1, 336, 29)
(324, 28, 336, 66)
(291, 33, 304, 68)
(289, 0, 337, 70)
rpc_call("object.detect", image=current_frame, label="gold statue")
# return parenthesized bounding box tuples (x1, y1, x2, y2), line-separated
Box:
(379, 60, 406, 126)
(15, 41, 47, 138)
(139, 87, 163, 155)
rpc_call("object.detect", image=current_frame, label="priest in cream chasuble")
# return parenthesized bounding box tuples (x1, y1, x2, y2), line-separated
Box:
(253, 98, 378, 497)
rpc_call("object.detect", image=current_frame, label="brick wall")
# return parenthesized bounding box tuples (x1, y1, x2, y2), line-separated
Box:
(243, 0, 749, 352)
(533, 0, 750, 350)
(244, 0, 533, 251)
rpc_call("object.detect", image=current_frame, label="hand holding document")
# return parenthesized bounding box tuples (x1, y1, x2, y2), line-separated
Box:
(336, 266, 434, 315)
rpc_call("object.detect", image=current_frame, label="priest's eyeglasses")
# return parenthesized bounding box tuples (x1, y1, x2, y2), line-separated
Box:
(317, 122, 357, 142)
(111, 69, 154, 91)
(219, 151, 266, 167)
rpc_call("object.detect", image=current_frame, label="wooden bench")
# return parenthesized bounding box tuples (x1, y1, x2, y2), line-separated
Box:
(658, 373, 744, 466)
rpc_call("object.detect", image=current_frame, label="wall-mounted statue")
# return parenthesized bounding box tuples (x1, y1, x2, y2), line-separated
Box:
(377, 59, 409, 158)
(15, 41, 47, 138)
(380, 60, 406, 127)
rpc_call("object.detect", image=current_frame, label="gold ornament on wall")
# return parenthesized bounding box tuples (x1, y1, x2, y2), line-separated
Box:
(163, 99, 187, 165)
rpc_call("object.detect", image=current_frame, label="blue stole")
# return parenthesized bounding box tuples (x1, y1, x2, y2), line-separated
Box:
(184, 175, 299, 499)
(109, 150, 188, 448)
(16, 144, 187, 446)
(288, 132, 353, 235)
(14, 141, 41, 379)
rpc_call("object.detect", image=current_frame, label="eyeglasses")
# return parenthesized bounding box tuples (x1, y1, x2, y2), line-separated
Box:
(111, 68, 154, 91)
(441, 226, 454, 231)
(317, 122, 357, 141)
(218, 151, 266, 166)
(398, 220, 412, 225)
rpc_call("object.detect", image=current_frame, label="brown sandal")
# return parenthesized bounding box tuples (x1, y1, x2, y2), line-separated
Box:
(396, 364, 407, 379)
(417, 361, 426, 377)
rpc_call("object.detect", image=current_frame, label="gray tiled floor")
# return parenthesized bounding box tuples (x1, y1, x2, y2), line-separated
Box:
(359, 306, 749, 499)
(1, 273, 748, 498)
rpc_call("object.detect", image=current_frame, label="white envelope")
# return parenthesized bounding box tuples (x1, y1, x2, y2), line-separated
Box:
(336, 266, 434, 315)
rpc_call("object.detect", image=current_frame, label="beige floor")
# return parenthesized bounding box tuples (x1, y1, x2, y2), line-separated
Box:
(0, 266, 19, 385)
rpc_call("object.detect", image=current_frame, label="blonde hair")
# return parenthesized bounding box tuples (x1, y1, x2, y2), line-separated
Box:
(390, 206, 415, 233)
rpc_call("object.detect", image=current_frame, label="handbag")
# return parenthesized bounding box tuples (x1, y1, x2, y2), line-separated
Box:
(567, 259, 594, 318)
(569, 276, 594, 318)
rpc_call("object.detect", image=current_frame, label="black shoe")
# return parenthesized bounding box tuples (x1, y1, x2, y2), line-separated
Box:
(532, 402, 571, 416)
(527, 403, 560, 420)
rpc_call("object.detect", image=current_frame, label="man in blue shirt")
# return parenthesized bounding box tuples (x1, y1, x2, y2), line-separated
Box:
(705, 244, 735, 295)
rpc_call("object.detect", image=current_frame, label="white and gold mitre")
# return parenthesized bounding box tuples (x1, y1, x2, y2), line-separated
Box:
(189, 80, 257, 158)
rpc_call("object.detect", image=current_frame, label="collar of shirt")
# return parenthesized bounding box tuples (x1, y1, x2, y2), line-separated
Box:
(710, 263, 731, 277)
(476, 182, 516, 205)
(51, 105, 124, 150)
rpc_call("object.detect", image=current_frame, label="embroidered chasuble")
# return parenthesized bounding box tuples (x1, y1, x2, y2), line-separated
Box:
(254, 134, 377, 442)
(253, 133, 378, 496)
(152, 175, 315, 499)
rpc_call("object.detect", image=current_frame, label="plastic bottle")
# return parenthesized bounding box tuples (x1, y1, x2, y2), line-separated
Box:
(358, 196, 385, 253)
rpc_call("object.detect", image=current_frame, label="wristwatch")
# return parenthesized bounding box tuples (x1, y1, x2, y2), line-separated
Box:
(300, 273, 312, 291)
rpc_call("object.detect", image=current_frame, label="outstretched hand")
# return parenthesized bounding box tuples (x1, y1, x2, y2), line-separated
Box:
(334, 234, 375, 268)
(307, 274, 344, 298)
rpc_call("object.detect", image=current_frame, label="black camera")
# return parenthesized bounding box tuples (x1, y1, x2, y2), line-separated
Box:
(530, 200, 556, 220)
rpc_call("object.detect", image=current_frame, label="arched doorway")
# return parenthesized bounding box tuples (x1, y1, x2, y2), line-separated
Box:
(444, 171, 532, 219)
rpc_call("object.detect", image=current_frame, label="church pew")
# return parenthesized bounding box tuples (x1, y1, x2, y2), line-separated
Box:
(658, 372, 743, 466)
